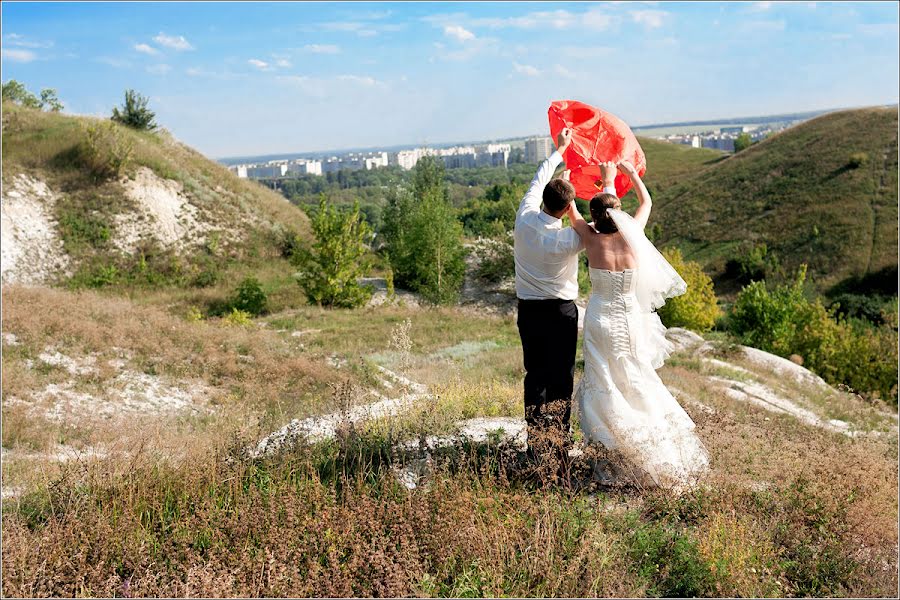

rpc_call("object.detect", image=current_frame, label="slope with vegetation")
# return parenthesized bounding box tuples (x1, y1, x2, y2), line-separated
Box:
(651, 107, 898, 295)
(1, 97, 309, 303)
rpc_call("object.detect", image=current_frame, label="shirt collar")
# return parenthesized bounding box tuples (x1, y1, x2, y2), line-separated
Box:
(537, 210, 562, 228)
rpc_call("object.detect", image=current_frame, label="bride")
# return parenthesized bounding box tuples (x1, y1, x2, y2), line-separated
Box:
(565, 160, 710, 491)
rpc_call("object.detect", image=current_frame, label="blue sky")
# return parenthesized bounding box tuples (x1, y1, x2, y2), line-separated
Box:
(2, 1, 898, 158)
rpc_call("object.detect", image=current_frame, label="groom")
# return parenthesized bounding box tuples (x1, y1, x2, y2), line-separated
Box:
(514, 128, 617, 454)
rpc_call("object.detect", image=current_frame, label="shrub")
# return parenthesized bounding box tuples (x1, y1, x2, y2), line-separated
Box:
(472, 233, 514, 283)
(730, 265, 898, 403)
(828, 293, 890, 325)
(658, 247, 721, 332)
(223, 307, 253, 327)
(295, 196, 374, 308)
(228, 277, 268, 316)
(79, 120, 133, 180)
(724, 243, 783, 284)
(847, 152, 869, 169)
(734, 132, 753, 153)
(57, 210, 111, 251)
(111, 89, 157, 131)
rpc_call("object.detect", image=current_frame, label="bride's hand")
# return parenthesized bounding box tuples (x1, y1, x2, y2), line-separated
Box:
(617, 160, 638, 177)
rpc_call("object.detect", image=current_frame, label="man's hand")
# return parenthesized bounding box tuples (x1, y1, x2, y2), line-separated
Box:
(556, 128, 573, 153)
(617, 160, 638, 178)
(565, 199, 582, 222)
(599, 160, 617, 187)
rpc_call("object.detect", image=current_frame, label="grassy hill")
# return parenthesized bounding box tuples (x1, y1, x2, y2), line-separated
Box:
(1, 102, 309, 306)
(649, 107, 898, 294)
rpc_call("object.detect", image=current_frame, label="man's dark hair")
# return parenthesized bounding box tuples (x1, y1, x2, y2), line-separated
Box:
(543, 178, 575, 214)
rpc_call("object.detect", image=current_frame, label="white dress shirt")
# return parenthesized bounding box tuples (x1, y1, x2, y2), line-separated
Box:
(514, 150, 616, 300)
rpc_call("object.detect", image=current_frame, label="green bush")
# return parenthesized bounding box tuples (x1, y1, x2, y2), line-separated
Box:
(847, 152, 869, 169)
(658, 247, 721, 332)
(625, 518, 716, 597)
(223, 307, 253, 327)
(111, 89, 157, 131)
(828, 293, 890, 325)
(228, 277, 268, 316)
(724, 243, 783, 284)
(78, 120, 133, 180)
(730, 266, 898, 403)
(295, 196, 374, 308)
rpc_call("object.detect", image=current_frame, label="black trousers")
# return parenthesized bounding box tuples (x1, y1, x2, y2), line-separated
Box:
(517, 298, 578, 434)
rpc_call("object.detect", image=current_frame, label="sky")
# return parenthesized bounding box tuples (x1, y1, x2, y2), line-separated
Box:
(2, 1, 898, 158)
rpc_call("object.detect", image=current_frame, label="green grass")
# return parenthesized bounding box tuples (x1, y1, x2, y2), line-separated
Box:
(650, 108, 898, 295)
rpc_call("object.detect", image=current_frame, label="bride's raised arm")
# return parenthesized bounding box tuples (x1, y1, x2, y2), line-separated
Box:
(618, 161, 652, 229)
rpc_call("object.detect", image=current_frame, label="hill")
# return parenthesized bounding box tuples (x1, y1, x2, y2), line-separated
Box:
(649, 107, 898, 294)
(1, 102, 309, 291)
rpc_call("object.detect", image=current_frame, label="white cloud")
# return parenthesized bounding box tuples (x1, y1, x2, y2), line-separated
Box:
(857, 23, 899, 36)
(560, 45, 615, 59)
(2, 48, 37, 62)
(750, 1, 773, 11)
(428, 8, 614, 31)
(146, 63, 171, 75)
(153, 32, 194, 51)
(554, 65, 577, 79)
(444, 25, 475, 41)
(311, 21, 405, 37)
(275, 58, 292, 68)
(134, 43, 159, 55)
(248, 59, 271, 70)
(303, 44, 341, 54)
(337, 74, 381, 86)
(513, 62, 540, 77)
(582, 9, 614, 30)
(742, 19, 786, 33)
(96, 56, 132, 69)
(3, 33, 53, 49)
(630, 10, 668, 29)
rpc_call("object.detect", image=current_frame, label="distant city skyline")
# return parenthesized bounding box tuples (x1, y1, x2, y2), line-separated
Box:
(2, 1, 897, 158)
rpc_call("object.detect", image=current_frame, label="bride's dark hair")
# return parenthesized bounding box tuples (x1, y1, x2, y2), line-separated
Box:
(590, 193, 621, 233)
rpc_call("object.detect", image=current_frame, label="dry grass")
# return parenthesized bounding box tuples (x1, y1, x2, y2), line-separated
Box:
(2, 284, 897, 597)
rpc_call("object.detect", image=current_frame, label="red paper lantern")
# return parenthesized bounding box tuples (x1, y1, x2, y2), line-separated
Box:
(548, 100, 646, 200)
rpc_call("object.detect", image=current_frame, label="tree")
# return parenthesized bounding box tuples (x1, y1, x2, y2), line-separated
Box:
(39, 88, 63, 112)
(111, 89, 157, 131)
(733, 132, 752, 153)
(2, 80, 40, 108)
(295, 195, 374, 308)
(381, 156, 467, 304)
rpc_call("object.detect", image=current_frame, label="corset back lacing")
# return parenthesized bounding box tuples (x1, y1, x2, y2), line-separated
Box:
(589, 269, 638, 360)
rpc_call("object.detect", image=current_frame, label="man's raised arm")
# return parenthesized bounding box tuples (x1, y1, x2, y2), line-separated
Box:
(517, 128, 572, 216)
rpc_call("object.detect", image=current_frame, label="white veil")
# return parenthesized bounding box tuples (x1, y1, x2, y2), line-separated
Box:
(607, 208, 687, 368)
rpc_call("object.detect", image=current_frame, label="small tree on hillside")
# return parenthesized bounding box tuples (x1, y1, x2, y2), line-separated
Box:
(39, 88, 63, 112)
(2, 80, 64, 111)
(295, 196, 374, 308)
(733, 132, 753, 153)
(111, 89, 157, 131)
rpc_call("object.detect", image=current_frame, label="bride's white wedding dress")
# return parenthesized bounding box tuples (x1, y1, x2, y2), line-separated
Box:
(575, 210, 710, 490)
